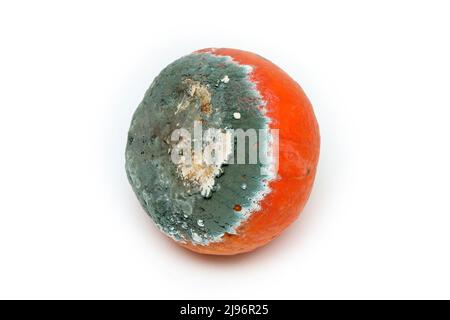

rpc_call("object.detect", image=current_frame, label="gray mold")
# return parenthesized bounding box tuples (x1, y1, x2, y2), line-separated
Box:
(125, 53, 269, 245)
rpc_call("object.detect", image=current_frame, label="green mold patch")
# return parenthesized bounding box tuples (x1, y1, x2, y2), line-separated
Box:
(125, 52, 275, 245)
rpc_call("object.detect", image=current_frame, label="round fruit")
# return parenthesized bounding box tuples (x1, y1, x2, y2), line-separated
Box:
(125, 48, 320, 255)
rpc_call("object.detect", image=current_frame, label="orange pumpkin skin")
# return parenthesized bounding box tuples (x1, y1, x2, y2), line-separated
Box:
(180, 48, 320, 255)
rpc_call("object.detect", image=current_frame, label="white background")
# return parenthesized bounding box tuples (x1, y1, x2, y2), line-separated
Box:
(1, 0, 449, 299)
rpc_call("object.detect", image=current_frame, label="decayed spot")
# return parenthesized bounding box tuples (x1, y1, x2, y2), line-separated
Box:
(172, 79, 233, 198)
(125, 52, 272, 246)
(174, 129, 233, 198)
(175, 79, 212, 115)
